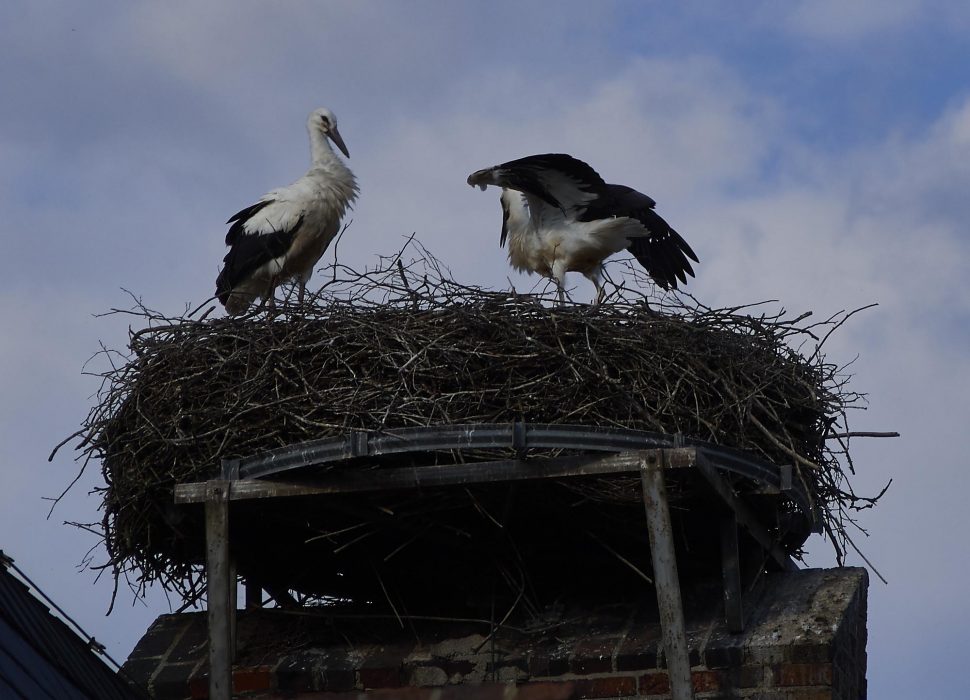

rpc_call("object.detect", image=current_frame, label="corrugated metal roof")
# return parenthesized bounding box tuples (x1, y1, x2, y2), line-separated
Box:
(0, 551, 144, 699)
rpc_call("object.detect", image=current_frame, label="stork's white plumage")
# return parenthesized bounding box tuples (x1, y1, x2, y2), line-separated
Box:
(216, 107, 358, 314)
(467, 153, 698, 303)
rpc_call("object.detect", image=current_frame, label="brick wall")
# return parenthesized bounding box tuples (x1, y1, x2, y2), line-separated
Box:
(124, 568, 867, 699)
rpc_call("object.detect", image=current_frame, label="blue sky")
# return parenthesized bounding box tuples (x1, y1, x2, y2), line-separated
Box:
(2, 2, 969, 697)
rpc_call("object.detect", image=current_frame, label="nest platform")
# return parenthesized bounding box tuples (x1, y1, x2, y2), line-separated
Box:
(60, 246, 877, 614)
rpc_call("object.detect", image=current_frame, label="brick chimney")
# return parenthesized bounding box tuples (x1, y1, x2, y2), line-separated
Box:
(124, 567, 866, 699)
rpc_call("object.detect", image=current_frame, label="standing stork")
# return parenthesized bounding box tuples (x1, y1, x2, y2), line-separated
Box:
(467, 153, 698, 303)
(215, 107, 358, 314)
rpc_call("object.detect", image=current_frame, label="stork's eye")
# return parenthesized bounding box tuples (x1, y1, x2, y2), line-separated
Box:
(320, 116, 331, 129)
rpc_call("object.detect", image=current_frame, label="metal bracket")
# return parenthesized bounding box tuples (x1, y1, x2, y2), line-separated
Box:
(220, 458, 240, 481)
(779, 463, 793, 491)
(512, 420, 528, 457)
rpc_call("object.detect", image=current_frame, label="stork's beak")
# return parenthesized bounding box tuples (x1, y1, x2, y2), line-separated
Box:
(466, 168, 491, 190)
(329, 125, 350, 158)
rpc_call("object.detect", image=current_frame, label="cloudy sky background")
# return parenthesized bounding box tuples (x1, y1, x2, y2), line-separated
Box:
(2, 1, 968, 696)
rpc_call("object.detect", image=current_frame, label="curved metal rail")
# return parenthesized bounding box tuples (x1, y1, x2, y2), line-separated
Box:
(221, 422, 812, 517)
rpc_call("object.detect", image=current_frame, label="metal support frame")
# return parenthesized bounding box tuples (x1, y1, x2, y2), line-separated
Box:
(697, 454, 797, 634)
(214, 423, 813, 519)
(696, 458, 797, 573)
(640, 452, 695, 700)
(178, 425, 808, 698)
(205, 482, 232, 700)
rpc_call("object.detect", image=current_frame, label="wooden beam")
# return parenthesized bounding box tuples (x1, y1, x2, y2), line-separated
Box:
(640, 452, 695, 700)
(175, 448, 697, 504)
(205, 482, 232, 700)
(720, 514, 744, 633)
(696, 458, 798, 572)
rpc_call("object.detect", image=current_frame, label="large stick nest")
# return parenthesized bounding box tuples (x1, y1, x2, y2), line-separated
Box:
(57, 242, 885, 614)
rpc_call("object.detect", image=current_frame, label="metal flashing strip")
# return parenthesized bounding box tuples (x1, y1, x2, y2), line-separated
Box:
(214, 423, 810, 516)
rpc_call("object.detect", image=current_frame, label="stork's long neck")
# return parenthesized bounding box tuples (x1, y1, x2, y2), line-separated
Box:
(502, 190, 532, 236)
(308, 128, 340, 167)
(501, 190, 539, 275)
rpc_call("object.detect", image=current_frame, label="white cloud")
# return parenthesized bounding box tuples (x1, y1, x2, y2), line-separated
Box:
(684, 93, 970, 670)
(782, 0, 925, 40)
(339, 55, 782, 295)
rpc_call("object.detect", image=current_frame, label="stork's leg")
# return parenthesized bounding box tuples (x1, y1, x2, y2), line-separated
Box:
(264, 277, 279, 311)
(553, 263, 569, 307)
(593, 284, 605, 306)
(586, 267, 606, 306)
(590, 275, 605, 306)
(296, 271, 313, 308)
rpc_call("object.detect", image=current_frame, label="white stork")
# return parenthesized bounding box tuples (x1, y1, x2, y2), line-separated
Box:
(467, 153, 698, 303)
(216, 107, 358, 314)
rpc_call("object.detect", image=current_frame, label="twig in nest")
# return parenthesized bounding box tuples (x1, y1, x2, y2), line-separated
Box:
(586, 531, 653, 584)
(373, 564, 403, 629)
(826, 431, 900, 439)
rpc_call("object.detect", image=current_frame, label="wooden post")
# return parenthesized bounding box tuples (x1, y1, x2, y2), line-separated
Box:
(720, 513, 744, 633)
(640, 452, 695, 700)
(229, 558, 237, 661)
(206, 481, 232, 700)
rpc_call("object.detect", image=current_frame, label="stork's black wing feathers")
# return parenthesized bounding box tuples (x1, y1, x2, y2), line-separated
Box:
(626, 209, 697, 289)
(215, 217, 303, 303)
(579, 184, 655, 221)
(225, 199, 275, 245)
(595, 184, 699, 290)
(479, 153, 606, 212)
(509, 153, 604, 211)
(498, 153, 606, 188)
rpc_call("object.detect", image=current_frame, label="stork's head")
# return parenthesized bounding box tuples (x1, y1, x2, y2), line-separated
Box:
(308, 107, 350, 158)
(466, 167, 498, 191)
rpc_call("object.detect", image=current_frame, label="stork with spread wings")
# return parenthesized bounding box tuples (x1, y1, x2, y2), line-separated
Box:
(468, 153, 697, 303)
